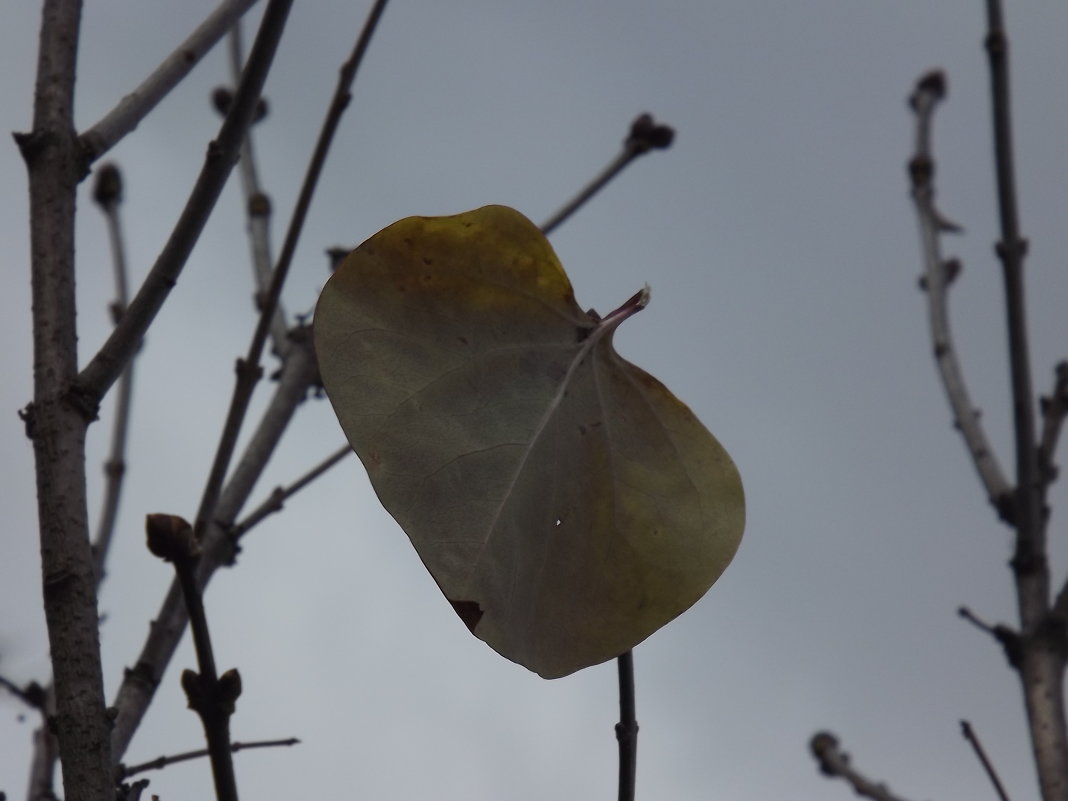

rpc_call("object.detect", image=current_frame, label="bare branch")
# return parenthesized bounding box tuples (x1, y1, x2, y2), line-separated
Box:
(78, 0, 261, 164)
(809, 732, 917, 801)
(961, 720, 1013, 801)
(27, 715, 60, 801)
(76, 0, 294, 407)
(146, 515, 241, 801)
(0, 675, 46, 712)
(19, 2, 114, 799)
(958, 606, 1022, 665)
(231, 445, 351, 540)
(110, 338, 319, 762)
(118, 738, 300, 780)
(983, 0, 1044, 597)
(907, 70, 1014, 522)
(191, 0, 388, 543)
(615, 651, 638, 801)
(220, 23, 290, 356)
(540, 113, 674, 236)
(90, 164, 136, 584)
(1038, 362, 1068, 497)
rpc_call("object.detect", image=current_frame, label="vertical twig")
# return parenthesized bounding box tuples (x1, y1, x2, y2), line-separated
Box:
(906, 71, 1013, 519)
(222, 23, 290, 356)
(982, 5, 1068, 800)
(615, 650, 638, 801)
(17, 2, 114, 800)
(109, 338, 319, 762)
(91, 163, 136, 582)
(146, 515, 241, 801)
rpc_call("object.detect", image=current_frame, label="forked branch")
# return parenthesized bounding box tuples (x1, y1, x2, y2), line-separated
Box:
(79, 0, 261, 164)
(77, 0, 293, 406)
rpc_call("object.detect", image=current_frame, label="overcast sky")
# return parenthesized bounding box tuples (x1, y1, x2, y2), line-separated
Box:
(3, 2, 1068, 800)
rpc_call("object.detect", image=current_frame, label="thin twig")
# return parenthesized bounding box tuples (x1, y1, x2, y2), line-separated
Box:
(958, 606, 1022, 666)
(1038, 362, 1068, 502)
(615, 650, 638, 801)
(110, 338, 319, 762)
(231, 445, 351, 540)
(907, 70, 1014, 522)
(0, 675, 46, 711)
(223, 23, 290, 356)
(809, 732, 916, 801)
(91, 164, 136, 584)
(76, 0, 293, 407)
(146, 515, 241, 801)
(961, 720, 1012, 801)
(119, 738, 300, 780)
(79, 0, 261, 164)
(191, 0, 388, 542)
(540, 113, 674, 236)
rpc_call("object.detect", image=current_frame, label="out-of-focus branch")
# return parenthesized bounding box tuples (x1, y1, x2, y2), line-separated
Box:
(219, 21, 290, 356)
(809, 732, 916, 801)
(1037, 362, 1068, 497)
(76, 0, 293, 407)
(78, 0, 261, 165)
(191, 0, 388, 546)
(110, 336, 319, 762)
(906, 70, 1014, 522)
(614, 651, 638, 801)
(961, 720, 1013, 801)
(231, 445, 351, 540)
(0, 675, 46, 711)
(91, 163, 136, 583)
(540, 113, 674, 236)
(118, 738, 300, 780)
(146, 515, 241, 801)
(983, 0, 1044, 607)
(981, 6, 1068, 796)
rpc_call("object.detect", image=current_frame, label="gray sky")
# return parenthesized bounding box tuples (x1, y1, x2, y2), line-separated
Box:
(3, 2, 1068, 799)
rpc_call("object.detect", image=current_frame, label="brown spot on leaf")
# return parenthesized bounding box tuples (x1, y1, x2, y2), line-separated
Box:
(448, 599, 483, 633)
